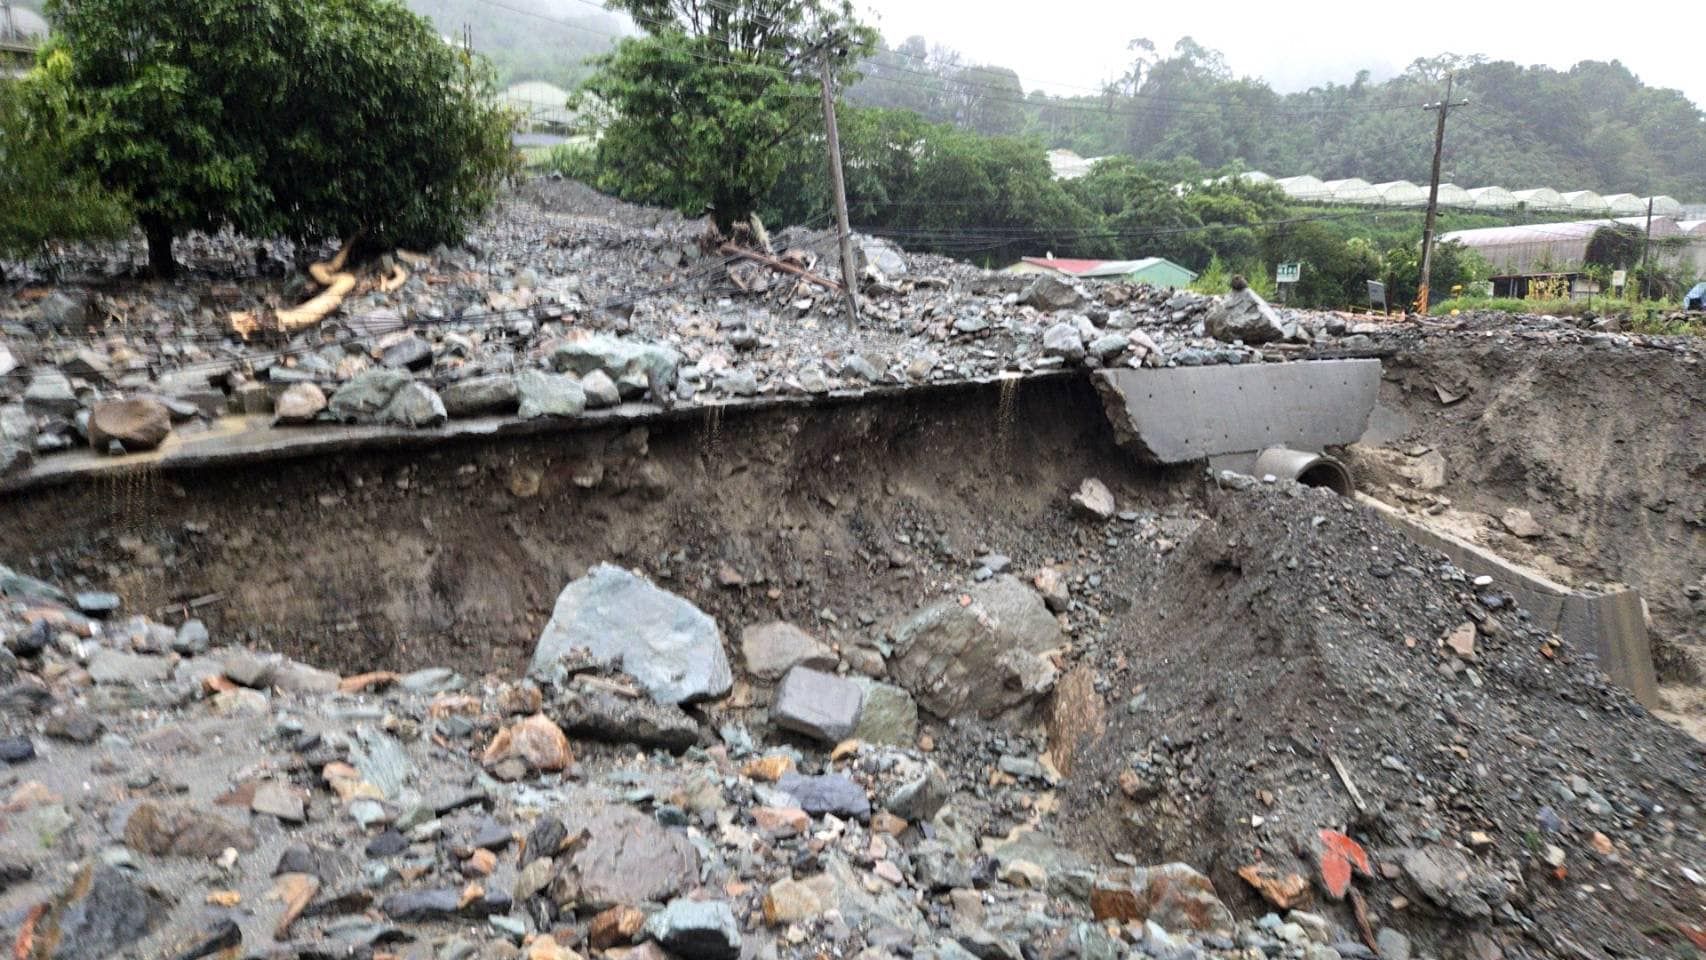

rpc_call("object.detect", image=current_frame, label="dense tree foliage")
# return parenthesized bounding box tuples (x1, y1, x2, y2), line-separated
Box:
(577, 0, 875, 232)
(849, 39, 1706, 199)
(46, 0, 515, 275)
(0, 53, 130, 266)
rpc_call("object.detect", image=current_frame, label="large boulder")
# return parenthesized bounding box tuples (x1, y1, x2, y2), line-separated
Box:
(328, 368, 411, 422)
(1204, 286, 1285, 344)
(88, 399, 172, 452)
(1018, 275, 1084, 312)
(378, 382, 447, 428)
(1090, 863, 1234, 934)
(551, 336, 681, 393)
(558, 806, 699, 908)
(772, 666, 864, 743)
(740, 621, 836, 681)
(441, 375, 520, 417)
(516, 370, 587, 419)
(889, 575, 1060, 720)
(644, 899, 741, 960)
(530, 564, 732, 704)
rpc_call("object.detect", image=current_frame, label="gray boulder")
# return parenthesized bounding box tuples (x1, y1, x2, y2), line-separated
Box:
(644, 899, 741, 960)
(378, 382, 447, 428)
(1204, 287, 1285, 344)
(328, 369, 411, 422)
(551, 336, 681, 392)
(852, 679, 918, 745)
(1042, 322, 1086, 362)
(24, 370, 79, 418)
(516, 370, 587, 419)
(772, 666, 864, 743)
(273, 383, 328, 424)
(441, 375, 519, 417)
(889, 575, 1060, 720)
(48, 865, 167, 960)
(581, 370, 622, 408)
(530, 564, 732, 704)
(1018, 275, 1084, 312)
(740, 621, 836, 680)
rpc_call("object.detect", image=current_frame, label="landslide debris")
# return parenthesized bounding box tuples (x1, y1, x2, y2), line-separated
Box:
(1064, 486, 1706, 959)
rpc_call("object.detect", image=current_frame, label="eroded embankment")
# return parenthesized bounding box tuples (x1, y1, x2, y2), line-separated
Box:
(0, 375, 1189, 677)
(1346, 339, 1706, 681)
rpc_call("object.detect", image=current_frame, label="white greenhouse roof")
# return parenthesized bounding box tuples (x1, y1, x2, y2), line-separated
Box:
(1370, 180, 1427, 205)
(1274, 175, 1329, 200)
(1434, 184, 1473, 207)
(1601, 193, 1648, 216)
(1467, 186, 1517, 209)
(1558, 190, 1609, 213)
(1643, 196, 1683, 218)
(1512, 188, 1565, 210)
(1323, 178, 1379, 203)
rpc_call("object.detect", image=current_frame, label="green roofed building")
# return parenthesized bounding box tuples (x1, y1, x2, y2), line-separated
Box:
(1006, 256, 1198, 289)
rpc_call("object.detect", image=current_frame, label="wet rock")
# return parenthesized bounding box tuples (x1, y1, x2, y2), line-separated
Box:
(89, 399, 172, 451)
(252, 782, 307, 823)
(1398, 845, 1509, 919)
(883, 764, 950, 821)
(32, 290, 94, 332)
(516, 369, 587, 419)
(441, 375, 520, 417)
(1071, 477, 1116, 520)
(1018, 276, 1083, 312)
(552, 336, 681, 392)
(382, 888, 465, 921)
(851, 679, 918, 745)
(25, 370, 80, 417)
(1204, 287, 1284, 344)
(889, 575, 1061, 720)
(778, 772, 870, 820)
(1090, 864, 1234, 933)
(644, 899, 741, 960)
(740, 621, 836, 681)
(1042, 322, 1085, 362)
(88, 648, 174, 685)
(380, 382, 447, 428)
(553, 689, 701, 753)
(48, 864, 168, 960)
(581, 370, 622, 408)
(482, 713, 574, 772)
(329, 369, 411, 422)
(0, 735, 35, 764)
(173, 619, 210, 655)
(530, 563, 732, 704)
(773, 666, 864, 743)
(274, 383, 329, 424)
(560, 806, 699, 908)
(123, 801, 257, 858)
(380, 335, 433, 371)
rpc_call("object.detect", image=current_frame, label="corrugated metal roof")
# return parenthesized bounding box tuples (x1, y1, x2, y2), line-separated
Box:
(1019, 257, 1105, 275)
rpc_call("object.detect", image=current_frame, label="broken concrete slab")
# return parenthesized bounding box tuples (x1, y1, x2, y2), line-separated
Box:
(1093, 360, 1381, 464)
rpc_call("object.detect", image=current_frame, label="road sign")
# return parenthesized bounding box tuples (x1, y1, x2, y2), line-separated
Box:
(1276, 262, 1301, 284)
(1367, 280, 1387, 312)
(1611, 269, 1627, 291)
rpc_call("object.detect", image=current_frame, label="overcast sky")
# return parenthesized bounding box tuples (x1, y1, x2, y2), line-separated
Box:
(856, 0, 1706, 110)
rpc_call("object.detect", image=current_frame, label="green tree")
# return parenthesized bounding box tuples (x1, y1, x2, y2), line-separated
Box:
(48, 0, 514, 276)
(0, 53, 130, 268)
(580, 0, 875, 232)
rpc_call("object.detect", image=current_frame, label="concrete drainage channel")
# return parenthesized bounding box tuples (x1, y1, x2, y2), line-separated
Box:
(1, 357, 1689, 959)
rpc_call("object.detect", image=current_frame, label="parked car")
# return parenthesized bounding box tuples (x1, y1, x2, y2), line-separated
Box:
(1687, 282, 1706, 312)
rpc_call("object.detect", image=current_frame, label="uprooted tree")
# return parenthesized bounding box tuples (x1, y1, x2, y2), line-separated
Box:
(45, 0, 515, 277)
(578, 0, 875, 234)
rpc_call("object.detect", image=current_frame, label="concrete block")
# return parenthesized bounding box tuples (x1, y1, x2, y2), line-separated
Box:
(1094, 360, 1381, 464)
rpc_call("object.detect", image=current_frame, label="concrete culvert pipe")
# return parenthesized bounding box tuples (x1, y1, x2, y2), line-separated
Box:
(1254, 447, 1355, 495)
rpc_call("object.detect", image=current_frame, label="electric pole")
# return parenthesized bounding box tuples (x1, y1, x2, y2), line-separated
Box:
(818, 44, 861, 331)
(1416, 73, 1468, 315)
(1638, 196, 1654, 301)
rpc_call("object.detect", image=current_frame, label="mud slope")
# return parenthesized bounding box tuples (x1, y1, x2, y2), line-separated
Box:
(0, 376, 1188, 675)
(1348, 340, 1706, 678)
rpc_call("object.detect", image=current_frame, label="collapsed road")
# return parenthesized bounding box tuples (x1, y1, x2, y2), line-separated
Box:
(1, 177, 1704, 960)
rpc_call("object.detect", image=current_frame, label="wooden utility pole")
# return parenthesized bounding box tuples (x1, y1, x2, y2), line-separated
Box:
(1638, 196, 1654, 301)
(1416, 73, 1468, 315)
(818, 46, 860, 330)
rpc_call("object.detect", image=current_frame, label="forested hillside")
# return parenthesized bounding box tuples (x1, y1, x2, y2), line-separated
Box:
(404, 0, 624, 89)
(851, 39, 1706, 200)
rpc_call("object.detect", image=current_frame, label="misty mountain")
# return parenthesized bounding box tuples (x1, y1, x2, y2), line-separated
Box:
(405, 0, 626, 89)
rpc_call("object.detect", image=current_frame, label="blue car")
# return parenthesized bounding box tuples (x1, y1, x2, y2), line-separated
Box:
(1688, 282, 1706, 312)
